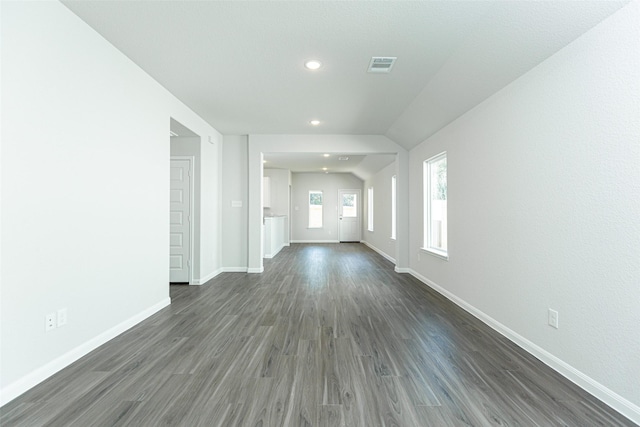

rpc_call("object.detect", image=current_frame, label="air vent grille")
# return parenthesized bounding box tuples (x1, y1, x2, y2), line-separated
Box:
(368, 57, 397, 73)
(338, 156, 349, 161)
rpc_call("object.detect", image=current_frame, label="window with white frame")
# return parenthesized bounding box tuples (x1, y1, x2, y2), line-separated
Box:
(391, 175, 397, 240)
(367, 187, 374, 232)
(308, 190, 323, 228)
(423, 153, 447, 257)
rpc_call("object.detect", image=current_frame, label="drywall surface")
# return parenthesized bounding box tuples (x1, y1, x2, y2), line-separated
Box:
(291, 173, 363, 242)
(1, 1, 221, 403)
(221, 135, 249, 270)
(408, 1, 639, 420)
(363, 161, 397, 262)
(197, 131, 222, 283)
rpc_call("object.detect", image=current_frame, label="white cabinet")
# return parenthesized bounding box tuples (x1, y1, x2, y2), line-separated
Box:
(263, 177, 271, 208)
(264, 216, 285, 258)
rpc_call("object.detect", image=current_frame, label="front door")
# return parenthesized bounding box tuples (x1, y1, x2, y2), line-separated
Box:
(339, 189, 361, 242)
(170, 158, 192, 283)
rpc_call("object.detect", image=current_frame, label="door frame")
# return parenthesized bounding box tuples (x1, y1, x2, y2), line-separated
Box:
(338, 188, 362, 242)
(170, 156, 195, 284)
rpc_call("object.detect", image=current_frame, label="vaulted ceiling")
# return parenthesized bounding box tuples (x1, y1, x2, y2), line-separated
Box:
(64, 0, 628, 155)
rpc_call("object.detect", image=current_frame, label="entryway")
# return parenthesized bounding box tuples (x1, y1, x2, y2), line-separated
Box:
(338, 189, 361, 242)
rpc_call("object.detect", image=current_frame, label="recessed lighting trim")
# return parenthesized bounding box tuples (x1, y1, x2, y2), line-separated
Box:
(309, 120, 321, 126)
(322, 167, 328, 171)
(304, 60, 322, 70)
(323, 154, 330, 157)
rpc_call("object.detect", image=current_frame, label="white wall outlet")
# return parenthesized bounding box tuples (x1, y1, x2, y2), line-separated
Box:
(548, 308, 559, 329)
(45, 313, 56, 331)
(57, 308, 68, 327)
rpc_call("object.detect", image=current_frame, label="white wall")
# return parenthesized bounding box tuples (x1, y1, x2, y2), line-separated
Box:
(363, 161, 397, 262)
(221, 135, 248, 271)
(1, 1, 222, 404)
(408, 2, 640, 422)
(195, 134, 221, 283)
(291, 173, 363, 242)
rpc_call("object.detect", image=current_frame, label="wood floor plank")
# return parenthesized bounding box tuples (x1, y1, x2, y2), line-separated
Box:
(1, 243, 636, 427)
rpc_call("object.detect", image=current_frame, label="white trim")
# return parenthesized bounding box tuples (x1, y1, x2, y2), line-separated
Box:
(247, 267, 264, 273)
(290, 240, 340, 244)
(0, 297, 171, 406)
(222, 267, 248, 273)
(264, 243, 285, 259)
(394, 267, 411, 274)
(420, 247, 449, 261)
(170, 156, 195, 284)
(406, 269, 640, 425)
(192, 268, 223, 285)
(361, 241, 396, 264)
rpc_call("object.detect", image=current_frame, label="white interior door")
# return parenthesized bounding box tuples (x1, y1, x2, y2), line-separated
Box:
(170, 158, 192, 283)
(339, 189, 361, 242)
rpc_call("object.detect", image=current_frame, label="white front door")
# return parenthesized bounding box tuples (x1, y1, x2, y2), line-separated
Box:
(170, 158, 192, 283)
(339, 189, 361, 242)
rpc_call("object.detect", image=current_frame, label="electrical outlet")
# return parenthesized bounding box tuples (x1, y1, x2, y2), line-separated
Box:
(45, 313, 56, 331)
(57, 308, 68, 327)
(548, 308, 559, 329)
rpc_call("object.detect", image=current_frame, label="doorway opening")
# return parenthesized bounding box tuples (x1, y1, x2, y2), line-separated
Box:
(169, 118, 198, 285)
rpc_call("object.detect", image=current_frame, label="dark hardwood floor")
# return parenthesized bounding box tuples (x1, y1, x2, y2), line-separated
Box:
(1, 243, 635, 426)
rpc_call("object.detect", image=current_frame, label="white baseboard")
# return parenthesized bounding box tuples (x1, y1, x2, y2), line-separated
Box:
(394, 267, 411, 274)
(192, 268, 223, 285)
(264, 243, 285, 259)
(247, 267, 264, 273)
(406, 269, 640, 425)
(290, 240, 340, 244)
(0, 297, 171, 407)
(221, 267, 248, 273)
(361, 241, 396, 264)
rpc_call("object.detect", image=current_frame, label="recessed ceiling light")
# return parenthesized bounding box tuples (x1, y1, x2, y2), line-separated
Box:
(263, 160, 267, 163)
(309, 120, 321, 126)
(322, 167, 328, 171)
(323, 154, 330, 157)
(304, 60, 322, 70)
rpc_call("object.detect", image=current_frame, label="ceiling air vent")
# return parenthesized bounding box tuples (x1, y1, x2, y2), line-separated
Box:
(338, 156, 349, 161)
(367, 57, 397, 73)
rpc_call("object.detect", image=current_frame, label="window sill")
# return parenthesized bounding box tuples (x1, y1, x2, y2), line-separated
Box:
(420, 247, 449, 261)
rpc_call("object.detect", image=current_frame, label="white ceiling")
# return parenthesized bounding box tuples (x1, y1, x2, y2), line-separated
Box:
(63, 0, 628, 176)
(264, 152, 396, 181)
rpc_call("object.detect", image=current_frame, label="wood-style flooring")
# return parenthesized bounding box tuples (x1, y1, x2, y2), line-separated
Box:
(1, 243, 635, 426)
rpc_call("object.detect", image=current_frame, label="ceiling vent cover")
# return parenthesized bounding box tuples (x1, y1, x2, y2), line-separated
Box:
(368, 57, 397, 73)
(338, 156, 349, 161)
